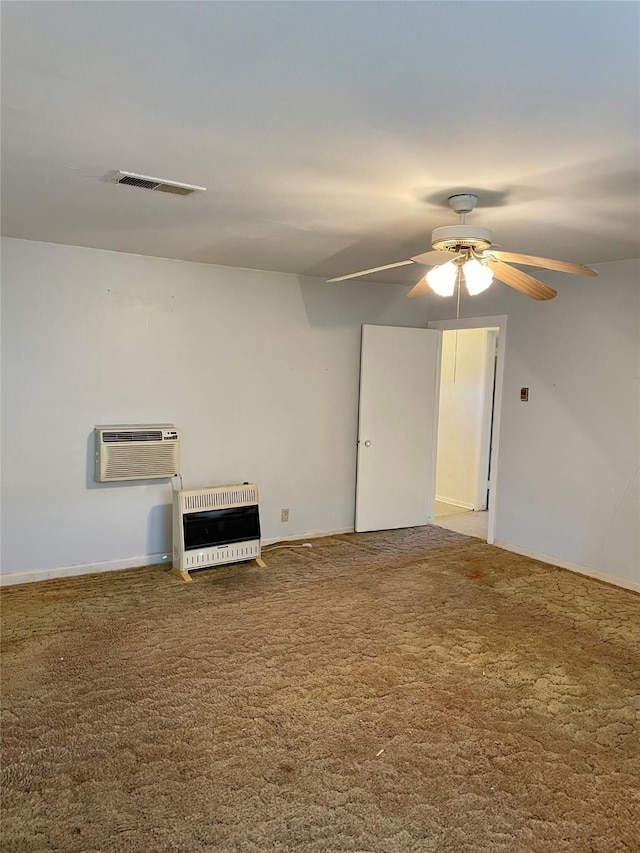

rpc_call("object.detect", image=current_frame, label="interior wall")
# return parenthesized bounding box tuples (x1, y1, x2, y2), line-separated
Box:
(426, 258, 640, 588)
(436, 329, 490, 509)
(0, 237, 426, 581)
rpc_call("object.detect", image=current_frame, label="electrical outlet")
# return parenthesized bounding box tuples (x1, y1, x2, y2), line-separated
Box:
(281, 508, 289, 522)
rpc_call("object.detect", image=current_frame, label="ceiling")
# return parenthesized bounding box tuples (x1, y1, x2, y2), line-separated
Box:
(1, 1, 639, 286)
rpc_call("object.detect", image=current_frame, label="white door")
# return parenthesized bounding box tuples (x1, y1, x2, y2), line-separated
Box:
(355, 325, 442, 532)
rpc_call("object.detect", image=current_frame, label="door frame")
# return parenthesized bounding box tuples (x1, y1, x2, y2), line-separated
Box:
(427, 315, 507, 545)
(475, 328, 499, 512)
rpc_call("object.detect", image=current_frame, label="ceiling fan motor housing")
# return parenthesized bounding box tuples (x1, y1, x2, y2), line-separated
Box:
(431, 225, 493, 253)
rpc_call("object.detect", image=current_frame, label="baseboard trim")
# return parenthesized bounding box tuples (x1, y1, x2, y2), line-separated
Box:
(436, 496, 476, 511)
(0, 552, 172, 587)
(262, 527, 354, 547)
(0, 528, 358, 588)
(494, 539, 640, 593)
(4, 532, 635, 593)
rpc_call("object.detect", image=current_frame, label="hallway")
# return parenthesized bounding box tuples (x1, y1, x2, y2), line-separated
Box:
(434, 500, 488, 539)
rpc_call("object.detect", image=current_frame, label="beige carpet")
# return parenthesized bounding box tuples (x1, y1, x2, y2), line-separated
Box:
(1, 527, 639, 853)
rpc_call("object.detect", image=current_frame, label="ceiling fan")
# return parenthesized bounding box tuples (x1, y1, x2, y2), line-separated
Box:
(327, 193, 598, 300)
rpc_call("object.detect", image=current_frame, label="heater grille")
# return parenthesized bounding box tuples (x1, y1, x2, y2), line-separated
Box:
(182, 484, 259, 512)
(183, 542, 260, 569)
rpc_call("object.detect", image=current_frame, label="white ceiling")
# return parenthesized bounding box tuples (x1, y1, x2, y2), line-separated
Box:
(1, 1, 639, 286)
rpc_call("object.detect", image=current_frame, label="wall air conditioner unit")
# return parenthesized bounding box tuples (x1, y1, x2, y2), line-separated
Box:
(95, 424, 180, 482)
(172, 483, 263, 581)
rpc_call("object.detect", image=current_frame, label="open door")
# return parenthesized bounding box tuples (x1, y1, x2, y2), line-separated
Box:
(355, 325, 442, 532)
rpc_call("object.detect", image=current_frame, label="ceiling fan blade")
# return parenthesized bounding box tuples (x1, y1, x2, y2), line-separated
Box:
(326, 260, 414, 282)
(483, 250, 597, 277)
(407, 275, 430, 298)
(410, 250, 461, 266)
(487, 260, 557, 301)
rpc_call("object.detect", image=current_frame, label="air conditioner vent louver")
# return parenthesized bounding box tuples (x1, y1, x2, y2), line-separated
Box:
(107, 171, 206, 197)
(95, 424, 179, 482)
(104, 444, 178, 479)
(103, 430, 163, 442)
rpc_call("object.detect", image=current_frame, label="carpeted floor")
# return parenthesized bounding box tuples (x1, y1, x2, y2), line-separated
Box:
(1, 526, 639, 853)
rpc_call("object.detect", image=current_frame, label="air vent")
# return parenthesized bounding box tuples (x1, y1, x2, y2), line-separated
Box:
(94, 424, 180, 482)
(103, 430, 163, 442)
(107, 171, 206, 197)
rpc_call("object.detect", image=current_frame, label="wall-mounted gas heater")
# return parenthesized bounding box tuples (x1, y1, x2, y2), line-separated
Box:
(95, 424, 180, 482)
(172, 483, 265, 582)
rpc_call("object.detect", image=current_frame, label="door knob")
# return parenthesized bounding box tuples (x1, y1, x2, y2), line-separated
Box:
(364, 440, 371, 447)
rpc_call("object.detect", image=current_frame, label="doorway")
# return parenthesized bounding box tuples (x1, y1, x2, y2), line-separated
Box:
(428, 316, 507, 545)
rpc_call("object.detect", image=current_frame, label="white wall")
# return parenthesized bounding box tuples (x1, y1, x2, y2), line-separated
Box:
(426, 259, 640, 589)
(436, 329, 491, 510)
(0, 237, 425, 582)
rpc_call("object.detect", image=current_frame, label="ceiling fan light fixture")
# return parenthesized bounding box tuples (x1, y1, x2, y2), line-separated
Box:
(426, 261, 457, 296)
(463, 258, 493, 295)
(326, 192, 595, 302)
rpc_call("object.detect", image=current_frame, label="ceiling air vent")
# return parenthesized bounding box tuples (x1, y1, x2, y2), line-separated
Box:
(107, 171, 206, 197)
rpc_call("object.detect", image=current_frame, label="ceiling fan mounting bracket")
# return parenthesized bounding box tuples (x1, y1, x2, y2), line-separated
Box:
(447, 193, 479, 215)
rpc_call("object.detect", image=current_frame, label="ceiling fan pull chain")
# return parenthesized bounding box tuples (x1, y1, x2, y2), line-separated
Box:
(453, 267, 462, 383)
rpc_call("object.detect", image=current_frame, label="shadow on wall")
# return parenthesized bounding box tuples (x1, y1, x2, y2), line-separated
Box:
(147, 502, 172, 557)
(297, 275, 420, 329)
